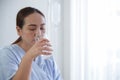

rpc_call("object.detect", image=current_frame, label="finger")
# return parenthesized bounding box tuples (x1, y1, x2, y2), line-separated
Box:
(41, 46, 53, 51)
(37, 46, 53, 55)
(42, 51, 52, 55)
(39, 38, 50, 43)
(40, 42, 52, 47)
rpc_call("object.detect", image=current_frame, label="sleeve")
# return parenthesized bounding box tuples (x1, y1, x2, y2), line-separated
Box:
(0, 48, 18, 80)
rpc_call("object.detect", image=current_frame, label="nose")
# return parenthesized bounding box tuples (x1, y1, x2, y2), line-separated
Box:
(35, 29, 41, 38)
(36, 29, 41, 34)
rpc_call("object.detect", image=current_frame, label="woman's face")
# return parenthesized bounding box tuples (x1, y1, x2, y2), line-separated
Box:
(17, 12, 46, 46)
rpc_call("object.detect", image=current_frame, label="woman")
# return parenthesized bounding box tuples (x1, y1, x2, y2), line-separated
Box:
(0, 7, 62, 80)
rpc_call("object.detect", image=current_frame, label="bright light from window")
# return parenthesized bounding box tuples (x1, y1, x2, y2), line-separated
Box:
(87, 0, 120, 80)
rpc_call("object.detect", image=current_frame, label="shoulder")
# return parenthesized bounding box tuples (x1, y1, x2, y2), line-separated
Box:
(0, 45, 19, 80)
(0, 45, 13, 57)
(0, 44, 17, 57)
(0, 44, 21, 64)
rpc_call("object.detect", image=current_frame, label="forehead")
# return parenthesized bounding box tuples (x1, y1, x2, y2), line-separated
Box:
(24, 12, 45, 25)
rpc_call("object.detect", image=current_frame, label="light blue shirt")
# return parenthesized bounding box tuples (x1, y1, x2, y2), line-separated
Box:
(0, 44, 62, 80)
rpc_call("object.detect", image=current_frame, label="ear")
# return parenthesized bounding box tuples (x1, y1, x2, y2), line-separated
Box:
(16, 26, 22, 36)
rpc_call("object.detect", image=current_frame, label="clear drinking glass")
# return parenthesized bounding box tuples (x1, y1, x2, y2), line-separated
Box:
(35, 34, 52, 59)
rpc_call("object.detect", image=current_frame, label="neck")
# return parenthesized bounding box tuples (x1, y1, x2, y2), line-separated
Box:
(17, 41, 32, 52)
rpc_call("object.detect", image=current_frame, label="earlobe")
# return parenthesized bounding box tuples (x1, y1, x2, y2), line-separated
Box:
(16, 26, 22, 36)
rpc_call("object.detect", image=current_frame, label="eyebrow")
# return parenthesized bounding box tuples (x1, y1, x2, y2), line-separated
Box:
(28, 23, 46, 27)
(28, 24, 37, 27)
(41, 23, 46, 26)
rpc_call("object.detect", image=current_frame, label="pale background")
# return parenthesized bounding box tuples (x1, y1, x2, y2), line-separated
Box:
(1, 0, 120, 80)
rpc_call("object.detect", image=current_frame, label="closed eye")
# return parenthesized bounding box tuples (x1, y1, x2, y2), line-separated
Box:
(40, 24, 46, 30)
(40, 27, 45, 30)
(29, 29, 36, 31)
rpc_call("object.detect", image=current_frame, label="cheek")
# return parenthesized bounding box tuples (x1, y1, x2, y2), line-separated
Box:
(28, 32, 35, 38)
(22, 31, 35, 38)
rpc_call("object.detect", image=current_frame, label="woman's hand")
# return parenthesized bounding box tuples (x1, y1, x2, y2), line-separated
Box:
(26, 38, 53, 60)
